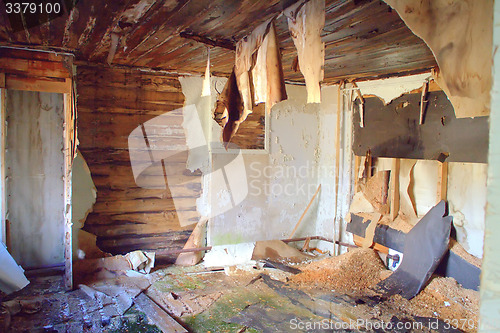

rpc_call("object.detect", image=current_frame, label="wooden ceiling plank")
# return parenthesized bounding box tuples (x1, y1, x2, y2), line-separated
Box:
(87, 0, 161, 63)
(118, 0, 192, 56)
(179, 31, 235, 51)
(77, 0, 132, 59)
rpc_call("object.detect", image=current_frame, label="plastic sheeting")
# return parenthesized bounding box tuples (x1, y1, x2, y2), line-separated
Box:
(0, 243, 29, 294)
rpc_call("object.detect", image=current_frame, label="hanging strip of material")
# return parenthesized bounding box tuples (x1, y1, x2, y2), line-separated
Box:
(214, 68, 244, 149)
(217, 19, 288, 147)
(234, 18, 273, 120)
(285, 0, 325, 103)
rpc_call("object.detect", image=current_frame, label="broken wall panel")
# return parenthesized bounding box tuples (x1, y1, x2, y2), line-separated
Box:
(353, 91, 489, 163)
(77, 65, 197, 256)
(384, 0, 493, 118)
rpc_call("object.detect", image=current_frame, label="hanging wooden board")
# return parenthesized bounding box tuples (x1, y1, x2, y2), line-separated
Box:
(352, 91, 489, 163)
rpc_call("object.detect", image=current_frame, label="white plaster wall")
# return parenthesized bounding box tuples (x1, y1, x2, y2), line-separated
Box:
(480, 1, 500, 328)
(316, 85, 338, 252)
(410, 159, 438, 217)
(208, 85, 338, 247)
(447, 162, 487, 258)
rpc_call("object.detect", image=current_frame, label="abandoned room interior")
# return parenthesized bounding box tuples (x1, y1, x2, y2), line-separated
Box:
(0, 0, 500, 331)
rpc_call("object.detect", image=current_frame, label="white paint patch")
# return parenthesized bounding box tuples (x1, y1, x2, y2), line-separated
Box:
(120, 0, 156, 24)
(410, 160, 439, 217)
(448, 162, 487, 258)
(356, 73, 431, 105)
(203, 242, 256, 267)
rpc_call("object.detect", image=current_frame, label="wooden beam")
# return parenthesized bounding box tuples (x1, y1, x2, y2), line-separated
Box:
(0, 58, 71, 78)
(63, 90, 73, 291)
(353, 234, 389, 254)
(0, 73, 5, 88)
(180, 31, 236, 51)
(289, 184, 321, 238)
(5, 75, 71, 93)
(0, 88, 5, 244)
(437, 161, 448, 203)
(354, 155, 361, 191)
(390, 158, 400, 221)
(134, 293, 187, 332)
(419, 80, 429, 124)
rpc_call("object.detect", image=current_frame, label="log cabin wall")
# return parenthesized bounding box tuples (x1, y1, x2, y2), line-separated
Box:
(76, 64, 198, 258)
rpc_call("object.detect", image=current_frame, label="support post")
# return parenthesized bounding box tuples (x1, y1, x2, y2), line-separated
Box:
(390, 158, 400, 221)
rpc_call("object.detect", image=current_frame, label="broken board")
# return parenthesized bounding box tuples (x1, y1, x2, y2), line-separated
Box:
(353, 91, 489, 163)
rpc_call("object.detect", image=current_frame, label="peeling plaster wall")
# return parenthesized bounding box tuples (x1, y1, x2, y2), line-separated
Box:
(356, 73, 431, 105)
(479, 1, 500, 328)
(376, 158, 486, 260)
(316, 86, 338, 251)
(447, 163, 487, 259)
(355, 74, 487, 259)
(208, 85, 338, 250)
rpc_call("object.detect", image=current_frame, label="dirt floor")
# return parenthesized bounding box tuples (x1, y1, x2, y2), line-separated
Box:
(0, 248, 480, 332)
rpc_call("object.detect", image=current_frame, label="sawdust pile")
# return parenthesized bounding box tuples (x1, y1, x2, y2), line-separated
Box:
(388, 277, 479, 333)
(289, 248, 387, 292)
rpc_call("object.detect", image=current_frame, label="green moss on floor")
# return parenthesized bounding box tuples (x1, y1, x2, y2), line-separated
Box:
(154, 274, 207, 293)
(182, 284, 318, 332)
(107, 306, 161, 333)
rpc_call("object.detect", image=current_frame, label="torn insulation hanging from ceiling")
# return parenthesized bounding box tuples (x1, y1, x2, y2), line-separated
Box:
(201, 48, 211, 97)
(383, 0, 493, 118)
(217, 19, 287, 147)
(252, 22, 288, 111)
(215, 69, 244, 148)
(285, 0, 325, 103)
(235, 18, 273, 119)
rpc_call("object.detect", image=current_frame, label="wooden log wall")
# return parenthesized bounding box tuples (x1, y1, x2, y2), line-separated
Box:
(76, 65, 199, 257)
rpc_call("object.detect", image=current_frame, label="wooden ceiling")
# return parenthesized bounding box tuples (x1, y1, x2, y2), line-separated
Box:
(0, 0, 437, 83)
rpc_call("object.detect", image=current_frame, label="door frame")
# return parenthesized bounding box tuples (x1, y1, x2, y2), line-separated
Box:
(0, 71, 75, 290)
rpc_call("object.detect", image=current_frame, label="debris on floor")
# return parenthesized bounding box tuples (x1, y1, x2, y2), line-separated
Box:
(252, 239, 314, 264)
(375, 200, 452, 299)
(289, 248, 387, 293)
(0, 243, 30, 294)
(0, 248, 480, 333)
(125, 250, 155, 274)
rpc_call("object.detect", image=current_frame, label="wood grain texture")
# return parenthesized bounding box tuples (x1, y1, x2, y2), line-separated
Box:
(77, 65, 198, 255)
(352, 91, 489, 163)
(0, 0, 436, 83)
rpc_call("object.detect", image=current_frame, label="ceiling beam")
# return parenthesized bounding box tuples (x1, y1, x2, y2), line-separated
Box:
(180, 31, 235, 51)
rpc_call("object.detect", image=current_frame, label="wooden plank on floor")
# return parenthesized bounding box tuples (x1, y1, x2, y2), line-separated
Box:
(353, 234, 389, 254)
(390, 158, 400, 221)
(437, 161, 448, 203)
(134, 293, 187, 333)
